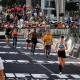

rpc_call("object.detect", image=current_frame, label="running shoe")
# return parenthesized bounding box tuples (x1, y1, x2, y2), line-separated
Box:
(6, 44, 9, 46)
(59, 72, 62, 75)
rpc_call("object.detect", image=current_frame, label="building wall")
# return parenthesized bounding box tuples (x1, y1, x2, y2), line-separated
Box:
(26, 0, 31, 5)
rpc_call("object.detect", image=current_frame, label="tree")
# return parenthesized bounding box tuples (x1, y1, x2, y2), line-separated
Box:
(1, 0, 26, 7)
(65, 2, 79, 11)
(1, 0, 17, 7)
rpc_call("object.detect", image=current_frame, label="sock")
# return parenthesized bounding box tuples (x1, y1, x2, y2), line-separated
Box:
(13, 42, 14, 47)
(59, 65, 62, 72)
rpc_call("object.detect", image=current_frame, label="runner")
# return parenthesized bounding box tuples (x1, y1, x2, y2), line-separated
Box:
(12, 28, 18, 48)
(30, 29, 38, 55)
(4, 22, 12, 46)
(0, 57, 4, 80)
(24, 30, 31, 50)
(54, 35, 68, 75)
(43, 30, 53, 58)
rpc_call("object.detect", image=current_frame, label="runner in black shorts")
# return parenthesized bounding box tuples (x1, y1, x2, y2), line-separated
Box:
(54, 35, 68, 75)
(30, 29, 38, 55)
(24, 30, 31, 50)
(4, 22, 12, 46)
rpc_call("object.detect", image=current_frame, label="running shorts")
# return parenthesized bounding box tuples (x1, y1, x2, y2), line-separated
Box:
(5, 35, 10, 38)
(26, 39, 30, 43)
(31, 38, 37, 44)
(58, 51, 66, 58)
(45, 45, 51, 50)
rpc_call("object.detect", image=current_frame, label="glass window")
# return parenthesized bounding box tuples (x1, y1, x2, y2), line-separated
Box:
(45, 0, 49, 8)
(50, 1, 55, 8)
(44, 0, 55, 8)
(31, 0, 41, 8)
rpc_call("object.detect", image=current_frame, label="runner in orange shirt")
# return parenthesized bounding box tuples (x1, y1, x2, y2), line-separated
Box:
(43, 30, 53, 58)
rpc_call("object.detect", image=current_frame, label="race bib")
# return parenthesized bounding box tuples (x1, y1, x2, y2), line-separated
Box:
(46, 39, 50, 42)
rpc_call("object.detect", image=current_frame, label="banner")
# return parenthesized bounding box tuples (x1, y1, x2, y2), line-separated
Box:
(50, 28, 70, 36)
(0, 27, 80, 39)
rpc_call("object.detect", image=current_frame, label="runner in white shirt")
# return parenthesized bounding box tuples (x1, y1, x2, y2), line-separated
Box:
(24, 30, 31, 50)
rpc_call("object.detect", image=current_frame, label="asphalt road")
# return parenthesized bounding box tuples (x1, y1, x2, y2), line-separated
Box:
(0, 39, 80, 80)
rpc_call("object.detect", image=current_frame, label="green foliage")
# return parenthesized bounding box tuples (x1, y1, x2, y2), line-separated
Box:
(66, 2, 79, 11)
(1, 0, 18, 7)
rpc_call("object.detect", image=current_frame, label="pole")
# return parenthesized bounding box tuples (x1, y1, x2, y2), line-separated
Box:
(55, 0, 60, 23)
(59, 0, 65, 23)
(26, 0, 31, 5)
(48, 0, 50, 21)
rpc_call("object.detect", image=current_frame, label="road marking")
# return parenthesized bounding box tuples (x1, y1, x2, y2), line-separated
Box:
(31, 74, 49, 78)
(5, 73, 15, 77)
(17, 48, 55, 74)
(51, 74, 69, 78)
(15, 73, 25, 77)
(70, 74, 80, 78)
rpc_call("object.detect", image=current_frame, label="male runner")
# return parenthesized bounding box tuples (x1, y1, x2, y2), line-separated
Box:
(30, 29, 38, 55)
(4, 22, 12, 46)
(43, 30, 53, 58)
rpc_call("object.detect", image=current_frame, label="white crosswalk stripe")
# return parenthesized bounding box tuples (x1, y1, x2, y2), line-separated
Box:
(70, 74, 80, 78)
(5, 73, 80, 79)
(51, 74, 69, 78)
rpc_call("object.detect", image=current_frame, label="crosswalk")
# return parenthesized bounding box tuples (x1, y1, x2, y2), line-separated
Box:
(0, 40, 80, 79)
(4, 73, 80, 79)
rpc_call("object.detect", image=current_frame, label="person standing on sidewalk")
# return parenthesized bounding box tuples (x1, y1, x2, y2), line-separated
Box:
(43, 30, 53, 58)
(54, 35, 68, 75)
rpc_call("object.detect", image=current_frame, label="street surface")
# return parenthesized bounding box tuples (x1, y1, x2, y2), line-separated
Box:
(0, 39, 80, 80)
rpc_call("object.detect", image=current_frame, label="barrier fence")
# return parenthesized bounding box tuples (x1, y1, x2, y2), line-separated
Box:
(0, 27, 80, 39)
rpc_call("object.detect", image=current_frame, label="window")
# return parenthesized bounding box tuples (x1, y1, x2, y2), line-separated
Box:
(31, 0, 41, 8)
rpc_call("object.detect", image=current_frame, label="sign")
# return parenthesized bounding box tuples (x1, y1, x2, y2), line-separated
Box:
(18, 28, 40, 36)
(50, 29, 70, 36)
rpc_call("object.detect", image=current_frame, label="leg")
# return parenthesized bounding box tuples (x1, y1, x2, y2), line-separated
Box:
(6, 37, 9, 45)
(45, 45, 48, 58)
(13, 41, 14, 47)
(7, 36, 10, 45)
(47, 45, 51, 57)
(62, 58, 66, 67)
(43, 48, 45, 54)
(31, 43, 33, 52)
(32, 43, 36, 54)
(58, 57, 63, 74)
(13, 38, 14, 47)
(33, 43, 36, 52)
(26, 42, 28, 50)
(15, 37, 17, 46)
(48, 50, 50, 55)
(46, 50, 49, 58)
(0, 70, 4, 80)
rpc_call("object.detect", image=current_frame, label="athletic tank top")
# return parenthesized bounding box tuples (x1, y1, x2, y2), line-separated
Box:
(58, 42, 65, 48)
(26, 33, 30, 40)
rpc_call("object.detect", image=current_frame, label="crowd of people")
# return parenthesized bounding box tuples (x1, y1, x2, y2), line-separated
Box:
(0, 3, 48, 28)
(0, 3, 80, 29)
